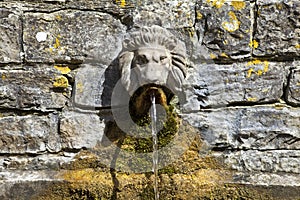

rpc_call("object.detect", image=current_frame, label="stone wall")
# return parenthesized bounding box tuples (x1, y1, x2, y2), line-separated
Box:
(0, 0, 299, 199)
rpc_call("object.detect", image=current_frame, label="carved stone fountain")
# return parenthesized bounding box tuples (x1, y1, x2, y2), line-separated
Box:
(117, 25, 187, 114)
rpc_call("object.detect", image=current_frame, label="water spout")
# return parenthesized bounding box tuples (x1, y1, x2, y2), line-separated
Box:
(150, 92, 159, 200)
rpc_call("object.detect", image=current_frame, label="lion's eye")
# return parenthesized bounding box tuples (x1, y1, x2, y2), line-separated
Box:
(159, 56, 168, 63)
(160, 56, 168, 62)
(135, 55, 148, 65)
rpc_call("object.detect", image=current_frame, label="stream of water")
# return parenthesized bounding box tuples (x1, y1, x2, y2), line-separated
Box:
(150, 93, 159, 200)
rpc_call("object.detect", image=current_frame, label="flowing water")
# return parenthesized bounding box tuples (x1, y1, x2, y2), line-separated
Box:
(150, 93, 159, 200)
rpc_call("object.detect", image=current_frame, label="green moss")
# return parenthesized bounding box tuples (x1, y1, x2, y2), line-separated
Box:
(121, 104, 179, 153)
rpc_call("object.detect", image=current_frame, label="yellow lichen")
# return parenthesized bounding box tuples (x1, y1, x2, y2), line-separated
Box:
(249, 40, 259, 49)
(1, 73, 6, 80)
(186, 27, 196, 38)
(247, 97, 257, 101)
(246, 59, 269, 78)
(196, 10, 203, 19)
(295, 44, 300, 49)
(116, 0, 126, 8)
(231, 1, 246, 10)
(76, 82, 84, 93)
(54, 65, 71, 74)
(55, 15, 62, 20)
(54, 36, 61, 49)
(247, 68, 254, 78)
(222, 11, 240, 32)
(210, 53, 217, 59)
(206, 0, 225, 9)
(53, 76, 69, 88)
(276, 3, 283, 10)
(256, 69, 263, 76)
(221, 52, 229, 58)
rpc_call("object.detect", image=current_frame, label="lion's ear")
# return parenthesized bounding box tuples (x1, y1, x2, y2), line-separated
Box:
(119, 52, 134, 92)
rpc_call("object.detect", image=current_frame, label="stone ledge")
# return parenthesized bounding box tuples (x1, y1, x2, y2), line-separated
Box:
(0, 170, 299, 200)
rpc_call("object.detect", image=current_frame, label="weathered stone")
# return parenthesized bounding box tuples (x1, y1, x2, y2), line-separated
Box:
(254, 0, 300, 58)
(132, 0, 195, 28)
(183, 105, 300, 150)
(195, 0, 252, 61)
(0, 114, 61, 154)
(60, 111, 105, 149)
(0, 8, 22, 63)
(221, 150, 300, 173)
(23, 11, 126, 64)
(0, 65, 69, 110)
(74, 64, 107, 108)
(287, 66, 300, 106)
(184, 61, 286, 110)
(232, 172, 300, 187)
(0, 153, 76, 171)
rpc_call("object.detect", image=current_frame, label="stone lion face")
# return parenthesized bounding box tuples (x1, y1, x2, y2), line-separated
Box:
(119, 47, 185, 97)
(118, 26, 187, 111)
(132, 47, 172, 86)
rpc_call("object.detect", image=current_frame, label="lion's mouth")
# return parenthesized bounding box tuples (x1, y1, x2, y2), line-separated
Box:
(129, 84, 174, 117)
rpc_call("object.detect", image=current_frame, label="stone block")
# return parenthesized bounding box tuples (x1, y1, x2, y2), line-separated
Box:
(0, 153, 76, 171)
(23, 11, 125, 64)
(0, 65, 69, 110)
(184, 61, 286, 110)
(74, 64, 108, 108)
(254, 0, 300, 58)
(0, 8, 22, 63)
(222, 150, 300, 173)
(195, 0, 252, 61)
(183, 105, 300, 150)
(287, 66, 300, 106)
(0, 114, 61, 154)
(60, 111, 105, 149)
(132, 0, 195, 28)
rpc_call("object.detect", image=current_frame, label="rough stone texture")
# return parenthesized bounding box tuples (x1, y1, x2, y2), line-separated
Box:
(131, 0, 195, 28)
(254, 0, 300, 58)
(23, 10, 125, 64)
(0, 8, 22, 63)
(0, 0, 299, 198)
(222, 150, 300, 174)
(0, 65, 69, 110)
(287, 66, 300, 106)
(74, 64, 108, 108)
(183, 105, 300, 150)
(195, 0, 252, 61)
(184, 61, 286, 110)
(60, 111, 105, 149)
(0, 114, 60, 154)
(0, 153, 76, 171)
(232, 172, 300, 187)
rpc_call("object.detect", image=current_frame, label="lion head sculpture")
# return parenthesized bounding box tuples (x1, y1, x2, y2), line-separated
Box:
(118, 25, 187, 113)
